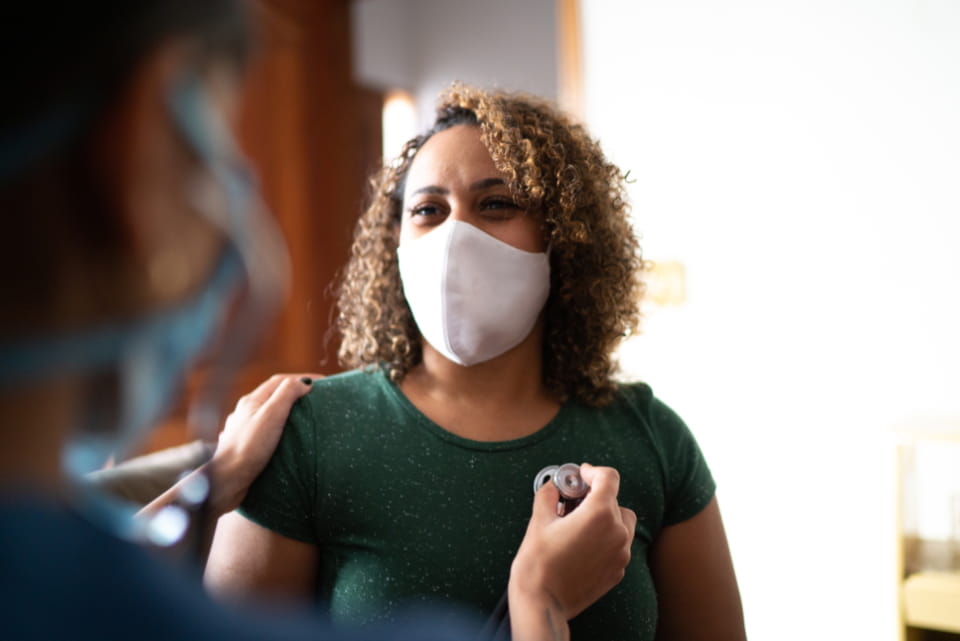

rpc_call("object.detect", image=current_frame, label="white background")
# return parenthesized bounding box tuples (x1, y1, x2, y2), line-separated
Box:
(581, 1, 960, 639)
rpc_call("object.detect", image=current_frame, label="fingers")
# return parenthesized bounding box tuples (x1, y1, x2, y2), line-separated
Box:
(578, 463, 621, 506)
(620, 506, 637, 537)
(240, 374, 289, 408)
(530, 481, 561, 526)
(577, 464, 635, 541)
(237, 373, 322, 413)
(252, 374, 319, 423)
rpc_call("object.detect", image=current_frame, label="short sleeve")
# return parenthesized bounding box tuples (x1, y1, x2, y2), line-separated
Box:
(649, 398, 716, 526)
(237, 393, 319, 543)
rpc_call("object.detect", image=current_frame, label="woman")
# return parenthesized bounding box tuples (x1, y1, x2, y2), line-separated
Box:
(0, 2, 628, 639)
(206, 85, 746, 640)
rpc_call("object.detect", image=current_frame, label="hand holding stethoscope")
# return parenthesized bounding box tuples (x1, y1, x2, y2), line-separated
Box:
(481, 463, 637, 640)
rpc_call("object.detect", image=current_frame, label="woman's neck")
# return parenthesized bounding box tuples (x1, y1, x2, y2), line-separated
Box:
(400, 324, 562, 442)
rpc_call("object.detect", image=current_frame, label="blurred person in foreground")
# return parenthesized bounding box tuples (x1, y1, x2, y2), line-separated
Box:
(0, 2, 633, 640)
(205, 84, 746, 640)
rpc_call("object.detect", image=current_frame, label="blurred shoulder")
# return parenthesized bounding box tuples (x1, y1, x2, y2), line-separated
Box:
(612, 380, 690, 433)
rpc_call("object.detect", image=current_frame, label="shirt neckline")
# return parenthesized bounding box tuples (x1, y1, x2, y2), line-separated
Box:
(374, 367, 569, 452)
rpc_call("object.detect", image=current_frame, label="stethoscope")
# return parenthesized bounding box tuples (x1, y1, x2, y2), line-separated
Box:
(479, 463, 590, 641)
(533, 463, 590, 516)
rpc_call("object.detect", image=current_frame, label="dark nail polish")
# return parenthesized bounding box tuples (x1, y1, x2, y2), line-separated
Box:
(300, 376, 313, 386)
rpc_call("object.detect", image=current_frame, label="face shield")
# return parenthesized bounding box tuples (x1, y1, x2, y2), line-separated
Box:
(0, 69, 289, 545)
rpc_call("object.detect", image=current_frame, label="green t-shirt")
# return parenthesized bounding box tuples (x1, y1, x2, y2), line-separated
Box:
(240, 368, 715, 640)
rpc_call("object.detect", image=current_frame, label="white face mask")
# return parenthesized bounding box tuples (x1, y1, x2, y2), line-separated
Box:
(397, 219, 551, 367)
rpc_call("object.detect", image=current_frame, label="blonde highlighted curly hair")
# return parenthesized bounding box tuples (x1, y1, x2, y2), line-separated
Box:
(336, 84, 644, 407)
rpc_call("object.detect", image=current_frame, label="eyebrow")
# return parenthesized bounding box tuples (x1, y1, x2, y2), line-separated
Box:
(409, 177, 506, 197)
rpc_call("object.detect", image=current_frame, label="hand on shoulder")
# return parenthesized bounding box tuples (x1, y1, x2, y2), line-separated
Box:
(207, 373, 321, 515)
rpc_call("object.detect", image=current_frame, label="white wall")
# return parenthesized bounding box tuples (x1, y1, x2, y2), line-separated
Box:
(581, 1, 960, 639)
(352, 0, 558, 130)
(351, 0, 416, 92)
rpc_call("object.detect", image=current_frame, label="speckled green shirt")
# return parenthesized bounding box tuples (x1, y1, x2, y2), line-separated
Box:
(239, 368, 715, 640)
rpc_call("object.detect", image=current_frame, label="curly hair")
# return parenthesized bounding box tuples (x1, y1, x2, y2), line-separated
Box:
(336, 84, 644, 407)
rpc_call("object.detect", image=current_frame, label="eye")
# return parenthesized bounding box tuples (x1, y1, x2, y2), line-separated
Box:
(407, 201, 448, 225)
(480, 197, 521, 218)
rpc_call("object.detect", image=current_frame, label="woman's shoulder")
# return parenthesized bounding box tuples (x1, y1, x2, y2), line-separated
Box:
(608, 382, 715, 524)
(612, 379, 654, 405)
(608, 380, 691, 437)
(287, 366, 392, 426)
(310, 366, 383, 389)
(302, 367, 387, 402)
(610, 380, 662, 418)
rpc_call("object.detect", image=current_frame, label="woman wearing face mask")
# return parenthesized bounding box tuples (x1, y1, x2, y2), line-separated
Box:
(0, 3, 628, 640)
(206, 86, 746, 640)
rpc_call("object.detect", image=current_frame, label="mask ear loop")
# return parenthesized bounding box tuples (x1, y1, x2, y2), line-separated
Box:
(188, 183, 287, 565)
(159, 73, 290, 561)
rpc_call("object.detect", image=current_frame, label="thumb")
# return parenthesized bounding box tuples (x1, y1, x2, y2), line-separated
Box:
(530, 482, 560, 526)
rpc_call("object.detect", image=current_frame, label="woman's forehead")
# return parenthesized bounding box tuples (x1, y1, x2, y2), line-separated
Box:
(403, 125, 507, 197)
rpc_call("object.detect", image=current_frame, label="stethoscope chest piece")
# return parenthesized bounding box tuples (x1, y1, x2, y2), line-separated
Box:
(533, 462, 589, 516)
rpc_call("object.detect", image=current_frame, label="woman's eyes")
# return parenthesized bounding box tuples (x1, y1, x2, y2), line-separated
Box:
(407, 197, 520, 222)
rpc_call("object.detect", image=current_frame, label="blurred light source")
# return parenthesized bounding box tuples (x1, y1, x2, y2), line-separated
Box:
(145, 505, 189, 547)
(382, 90, 416, 162)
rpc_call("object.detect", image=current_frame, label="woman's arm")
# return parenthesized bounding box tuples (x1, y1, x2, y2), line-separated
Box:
(649, 497, 746, 641)
(204, 512, 318, 603)
(196, 373, 322, 603)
